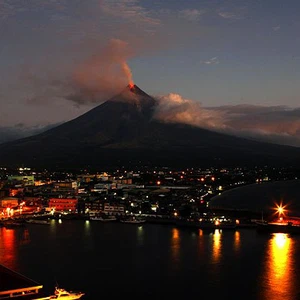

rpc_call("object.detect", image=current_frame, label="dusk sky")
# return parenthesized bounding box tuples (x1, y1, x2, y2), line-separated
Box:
(1, 0, 300, 146)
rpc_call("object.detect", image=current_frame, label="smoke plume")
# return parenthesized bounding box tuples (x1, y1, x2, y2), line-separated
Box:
(68, 38, 135, 104)
(154, 93, 227, 130)
(121, 62, 134, 86)
(154, 94, 300, 147)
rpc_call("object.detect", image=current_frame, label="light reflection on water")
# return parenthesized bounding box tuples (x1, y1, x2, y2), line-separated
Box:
(261, 233, 297, 300)
(0, 227, 19, 269)
(137, 225, 144, 245)
(211, 229, 222, 264)
(170, 228, 180, 269)
(234, 231, 241, 253)
(2, 223, 300, 299)
(84, 220, 91, 234)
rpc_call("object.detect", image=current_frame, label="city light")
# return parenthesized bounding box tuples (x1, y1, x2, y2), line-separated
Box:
(274, 202, 287, 218)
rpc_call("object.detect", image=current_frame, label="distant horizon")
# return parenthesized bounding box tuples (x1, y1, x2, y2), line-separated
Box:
(1, 0, 300, 147)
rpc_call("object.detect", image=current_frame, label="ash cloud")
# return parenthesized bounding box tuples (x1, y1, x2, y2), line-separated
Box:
(22, 38, 135, 106)
(154, 94, 300, 147)
(154, 93, 227, 130)
(68, 38, 135, 105)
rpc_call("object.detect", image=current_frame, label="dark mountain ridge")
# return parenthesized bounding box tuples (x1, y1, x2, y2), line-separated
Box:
(0, 84, 300, 170)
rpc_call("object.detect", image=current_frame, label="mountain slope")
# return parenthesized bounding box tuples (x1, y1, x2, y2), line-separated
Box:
(0, 84, 300, 169)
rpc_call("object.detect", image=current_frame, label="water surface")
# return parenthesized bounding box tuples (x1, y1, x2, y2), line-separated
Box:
(1, 220, 300, 299)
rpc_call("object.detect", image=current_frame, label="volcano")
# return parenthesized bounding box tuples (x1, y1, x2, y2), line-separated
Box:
(0, 84, 300, 170)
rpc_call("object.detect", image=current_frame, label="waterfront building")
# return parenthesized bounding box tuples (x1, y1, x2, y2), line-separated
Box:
(0, 197, 19, 217)
(48, 198, 78, 213)
(103, 203, 125, 215)
(85, 199, 104, 213)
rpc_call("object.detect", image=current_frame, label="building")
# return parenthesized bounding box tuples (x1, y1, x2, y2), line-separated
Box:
(7, 175, 35, 186)
(53, 181, 78, 194)
(0, 197, 19, 217)
(48, 198, 78, 213)
(9, 187, 24, 197)
(103, 203, 125, 215)
(0, 197, 19, 208)
(84, 199, 104, 213)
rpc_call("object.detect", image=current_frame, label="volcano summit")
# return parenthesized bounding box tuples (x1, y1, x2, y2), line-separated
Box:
(0, 85, 300, 170)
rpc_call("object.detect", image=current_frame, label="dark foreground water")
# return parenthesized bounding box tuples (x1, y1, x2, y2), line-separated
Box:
(1, 220, 300, 300)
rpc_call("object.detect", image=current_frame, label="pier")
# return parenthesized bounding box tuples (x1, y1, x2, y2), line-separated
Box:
(0, 264, 44, 299)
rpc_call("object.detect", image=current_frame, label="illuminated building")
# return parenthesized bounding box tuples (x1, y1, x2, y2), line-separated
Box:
(0, 197, 19, 216)
(48, 198, 78, 213)
(7, 175, 35, 186)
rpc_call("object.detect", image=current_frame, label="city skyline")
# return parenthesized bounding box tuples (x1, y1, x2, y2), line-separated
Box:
(1, 0, 300, 146)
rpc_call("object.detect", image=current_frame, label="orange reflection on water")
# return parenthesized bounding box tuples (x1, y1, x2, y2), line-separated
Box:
(197, 229, 205, 257)
(212, 229, 222, 263)
(0, 228, 17, 269)
(233, 231, 241, 252)
(262, 233, 296, 300)
(172, 228, 179, 240)
(170, 228, 180, 269)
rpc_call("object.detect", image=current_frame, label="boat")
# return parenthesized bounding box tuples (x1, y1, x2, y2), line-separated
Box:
(3, 221, 26, 229)
(175, 219, 236, 230)
(120, 215, 146, 224)
(256, 221, 300, 234)
(48, 287, 85, 299)
(26, 219, 50, 225)
(89, 215, 117, 222)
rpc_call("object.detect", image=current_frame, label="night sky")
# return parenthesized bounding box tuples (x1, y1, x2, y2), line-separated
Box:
(1, 0, 300, 146)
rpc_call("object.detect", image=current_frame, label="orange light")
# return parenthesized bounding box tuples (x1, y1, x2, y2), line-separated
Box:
(129, 83, 134, 89)
(275, 202, 286, 217)
(215, 220, 220, 226)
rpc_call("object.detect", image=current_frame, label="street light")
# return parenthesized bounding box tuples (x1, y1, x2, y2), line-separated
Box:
(274, 202, 287, 222)
(277, 205, 284, 216)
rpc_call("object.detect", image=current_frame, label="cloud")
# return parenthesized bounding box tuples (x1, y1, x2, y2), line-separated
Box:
(217, 5, 247, 20)
(101, 0, 160, 26)
(154, 95, 300, 147)
(0, 0, 68, 21)
(0, 123, 60, 144)
(154, 93, 226, 130)
(179, 9, 205, 22)
(202, 56, 219, 65)
(218, 11, 240, 19)
(0, 0, 166, 111)
(273, 25, 281, 31)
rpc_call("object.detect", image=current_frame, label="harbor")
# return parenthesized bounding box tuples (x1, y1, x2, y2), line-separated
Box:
(2, 219, 300, 300)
